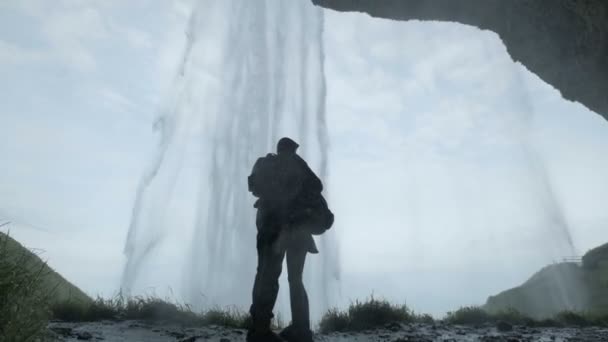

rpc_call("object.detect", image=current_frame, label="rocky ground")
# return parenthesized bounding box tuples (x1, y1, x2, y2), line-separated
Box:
(48, 321, 608, 342)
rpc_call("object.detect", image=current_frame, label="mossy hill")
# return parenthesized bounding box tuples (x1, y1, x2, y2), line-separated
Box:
(485, 242, 608, 318)
(0, 231, 91, 304)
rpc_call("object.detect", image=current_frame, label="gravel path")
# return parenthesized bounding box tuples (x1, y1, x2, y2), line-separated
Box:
(48, 321, 608, 342)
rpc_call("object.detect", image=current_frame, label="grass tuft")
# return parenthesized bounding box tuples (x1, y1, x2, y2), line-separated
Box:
(202, 307, 250, 328)
(319, 308, 350, 333)
(319, 295, 416, 333)
(444, 306, 492, 325)
(49, 295, 261, 329)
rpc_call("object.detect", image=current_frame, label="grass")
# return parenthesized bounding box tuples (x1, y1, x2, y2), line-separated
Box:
(443, 306, 608, 328)
(319, 298, 608, 334)
(0, 232, 53, 341)
(318, 295, 432, 333)
(0, 231, 91, 304)
(45, 292, 608, 334)
(46, 295, 608, 335)
(444, 306, 492, 325)
(1, 230, 95, 341)
(49, 295, 274, 330)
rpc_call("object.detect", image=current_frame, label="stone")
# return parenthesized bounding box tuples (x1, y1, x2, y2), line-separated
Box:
(50, 327, 73, 337)
(497, 320, 513, 332)
(179, 337, 198, 342)
(76, 331, 93, 340)
(385, 322, 402, 332)
(168, 331, 186, 338)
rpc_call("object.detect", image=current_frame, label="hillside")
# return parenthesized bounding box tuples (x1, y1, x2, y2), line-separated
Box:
(485, 243, 608, 318)
(0, 231, 91, 304)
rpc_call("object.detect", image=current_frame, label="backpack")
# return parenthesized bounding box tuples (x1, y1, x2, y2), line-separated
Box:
(248, 153, 334, 235)
(248, 153, 284, 201)
(290, 191, 334, 236)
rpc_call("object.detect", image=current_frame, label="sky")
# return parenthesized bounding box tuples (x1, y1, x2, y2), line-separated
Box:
(2, 0, 608, 317)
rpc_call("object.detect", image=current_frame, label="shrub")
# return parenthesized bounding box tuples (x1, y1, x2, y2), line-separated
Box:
(319, 308, 350, 333)
(588, 312, 608, 326)
(444, 306, 492, 325)
(412, 313, 435, 324)
(348, 297, 411, 331)
(51, 297, 118, 322)
(202, 307, 249, 328)
(492, 308, 535, 326)
(50, 295, 257, 329)
(123, 297, 196, 323)
(554, 311, 593, 327)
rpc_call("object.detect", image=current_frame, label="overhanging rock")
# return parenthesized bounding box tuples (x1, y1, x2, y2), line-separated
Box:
(313, 0, 608, 119)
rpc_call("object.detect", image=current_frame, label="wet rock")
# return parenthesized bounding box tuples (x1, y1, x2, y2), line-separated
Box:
(50, 326, 74, 337)
(497, 320, 513, 332)
(168, 331, 186, 338)
(385, 322, 402, 332)
(219, 338, 231, 342)
(179, 337, 198, 342)
(76, 331, 93, 340)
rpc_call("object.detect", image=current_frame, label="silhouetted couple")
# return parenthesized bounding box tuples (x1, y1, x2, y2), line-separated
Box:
(247, 137, 333, 342)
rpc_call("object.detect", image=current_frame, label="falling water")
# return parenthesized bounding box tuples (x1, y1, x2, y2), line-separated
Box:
(121, 0, 339, 321)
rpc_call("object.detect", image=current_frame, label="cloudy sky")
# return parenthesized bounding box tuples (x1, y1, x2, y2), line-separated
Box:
(2, 0, 608, 318)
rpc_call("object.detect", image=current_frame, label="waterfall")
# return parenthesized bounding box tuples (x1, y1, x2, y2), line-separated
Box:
(121, 0, 339, 321)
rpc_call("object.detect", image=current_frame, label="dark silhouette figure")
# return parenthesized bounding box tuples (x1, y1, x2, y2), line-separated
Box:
(246, 137, 327, 342)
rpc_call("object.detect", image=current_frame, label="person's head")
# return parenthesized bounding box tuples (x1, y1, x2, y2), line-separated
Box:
(277, 137, 299, 155)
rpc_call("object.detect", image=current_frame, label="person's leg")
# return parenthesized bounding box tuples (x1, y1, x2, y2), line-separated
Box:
(249, 234, 264, 323)
(286, 247, 310, 332)
(250, 231, 285, 333)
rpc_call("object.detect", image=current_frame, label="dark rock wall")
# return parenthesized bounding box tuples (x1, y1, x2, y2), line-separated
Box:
(313, 0, 608, 119)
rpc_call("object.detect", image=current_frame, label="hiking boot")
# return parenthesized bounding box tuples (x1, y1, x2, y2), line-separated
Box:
(279, 325, 314, 342)
(246, 329, 285, 342)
